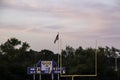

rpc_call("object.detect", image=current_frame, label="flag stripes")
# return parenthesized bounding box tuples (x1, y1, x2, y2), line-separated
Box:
(54, 34, 59, 43)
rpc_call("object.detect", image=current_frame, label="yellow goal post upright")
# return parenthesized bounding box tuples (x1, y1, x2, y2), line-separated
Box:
(59, 34, 98, 80)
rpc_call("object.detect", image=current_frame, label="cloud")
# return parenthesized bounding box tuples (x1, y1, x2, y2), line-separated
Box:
(45, 26, 64, 30)
(0, 23, 25, 30)
(0, 0, 120, 51)
(0, 0, 120, 28)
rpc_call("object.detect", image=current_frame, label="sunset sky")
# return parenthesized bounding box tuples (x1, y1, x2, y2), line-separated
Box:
(0, 0, 120, 53)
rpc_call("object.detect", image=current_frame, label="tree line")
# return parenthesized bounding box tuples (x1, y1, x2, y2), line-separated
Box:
(0, 38, 120, 80)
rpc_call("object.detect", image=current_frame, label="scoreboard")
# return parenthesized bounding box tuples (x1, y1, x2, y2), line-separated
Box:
(27, 61, 65, 74)
(41, 61, 52, 74)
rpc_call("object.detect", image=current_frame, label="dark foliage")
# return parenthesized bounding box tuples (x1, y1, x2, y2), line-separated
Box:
(0, 38, 120, 80)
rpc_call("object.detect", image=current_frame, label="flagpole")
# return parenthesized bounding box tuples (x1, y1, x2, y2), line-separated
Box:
(54, 32, 60, 80)
(58, 32, 60, 80)
(60, 35, 62, 70)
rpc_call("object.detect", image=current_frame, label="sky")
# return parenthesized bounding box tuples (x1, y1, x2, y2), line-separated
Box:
(0, 0, 120, 53)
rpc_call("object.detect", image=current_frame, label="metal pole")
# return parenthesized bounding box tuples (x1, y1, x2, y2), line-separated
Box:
(95, 40, 98, 75)
(115, 56, 118, 72)
(58, 32, 60, 80)
(60, 35, 62, 78)
(60, 35, 62, 68)
(33, 65, 36, 80)
(39, 73, 41, 80)
(52, 73, 54, 80)
(72, 76, 74, 80)
(33, 74, 35, 80)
